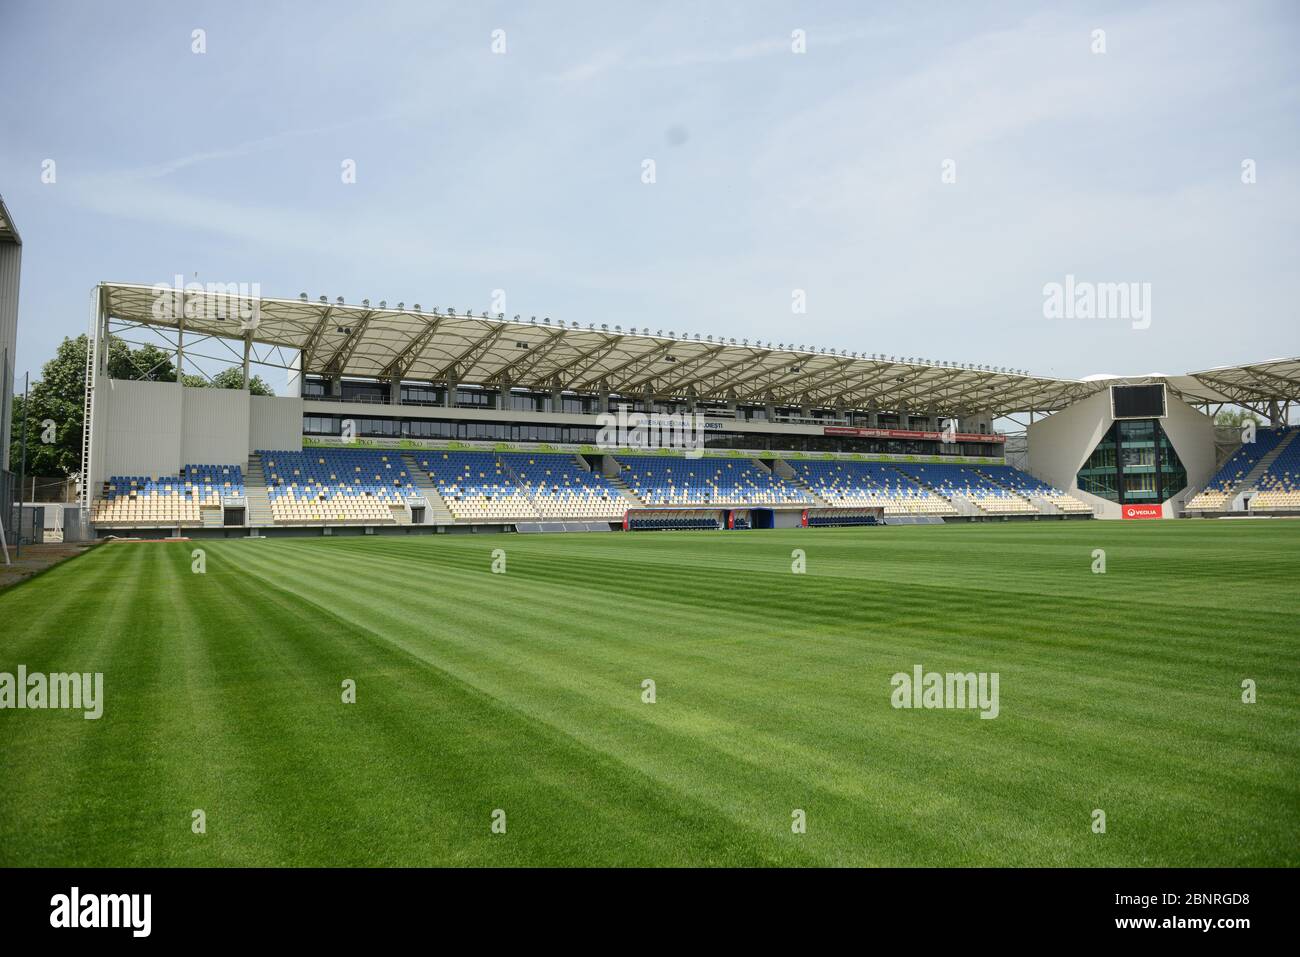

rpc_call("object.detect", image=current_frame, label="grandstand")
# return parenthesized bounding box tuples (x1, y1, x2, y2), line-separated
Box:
(90, 463, 244, 528)
(262, 449, 421, 525)
(92, 449, 1097, 530)
(896, 464, 1037, 515)
(788, 460, 956, 515)
(615, 455, 813, 507)
(1247, 429, 1300, 511)
(74, 283, 1300, 535)
(1184, 427, 1299, 512)
(975, 464, 1094, 515)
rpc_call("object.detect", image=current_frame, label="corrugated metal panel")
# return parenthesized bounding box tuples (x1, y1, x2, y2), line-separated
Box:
(100, 379, 183, 478)
(0, 243, 21, 472)
(93, 383, 297, 481)
(249, 395, 304, 452)
(180, 386, 249, 465)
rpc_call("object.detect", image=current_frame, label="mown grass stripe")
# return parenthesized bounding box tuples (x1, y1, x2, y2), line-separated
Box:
(0, 522, 1296, 866)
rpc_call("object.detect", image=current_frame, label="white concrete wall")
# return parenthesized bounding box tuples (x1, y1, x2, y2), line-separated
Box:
(1028, 390, 1116, 514)
(249, 394, 303, 452)
(100, 379, 184, 478)
(95, 381, 306, 483)
(181, 385, 249, 466)
(1028, 387, 1216, 519)
(1158, 391, 1218, 498)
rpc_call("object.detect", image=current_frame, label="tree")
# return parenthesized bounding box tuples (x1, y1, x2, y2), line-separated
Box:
(7, 335, 260, 479)
(8, 335, 98, 478)
(180, 367, 275, 396)
(1215, 408, 1261, 429)
(111, 342, 177, 382)
(210, 367, 275, 396)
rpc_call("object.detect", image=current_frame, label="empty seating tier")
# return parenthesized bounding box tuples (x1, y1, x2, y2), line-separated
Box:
(1249, 431, 1300, 510)
(183, 463, 245, 505)
(498, 453, 625, 518)
(974, 465, 1092, 514)
(260, 449, 422, 524)
(895, 464, 1037, 514)
(790, 461, 955, 515)
(411, 450, 540, 522)
(1186, 427, 1293, 511)
(91, 463, 244, 526)
(617, 456, 813, 507)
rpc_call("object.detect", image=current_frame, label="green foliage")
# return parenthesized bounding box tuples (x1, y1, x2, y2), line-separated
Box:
(5, 335, 137, 478)
(181, 367, 275, 395)
(1215, 408, 1262, 429)
(212, 367, 275, 396)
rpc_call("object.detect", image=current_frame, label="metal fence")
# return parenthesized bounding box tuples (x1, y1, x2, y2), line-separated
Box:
(1, 467, 14, 542)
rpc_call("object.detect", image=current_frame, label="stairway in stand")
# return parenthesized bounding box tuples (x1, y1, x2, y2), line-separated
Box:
(969, 467, 1040, 511)
(1231, 429, 1299, 502)
(886, 465, 978, 515)
(400, 453, 457, 524)
(244, 452, 274, 527)
(766, 458, 830, 506)
(590, 454, 646, 508)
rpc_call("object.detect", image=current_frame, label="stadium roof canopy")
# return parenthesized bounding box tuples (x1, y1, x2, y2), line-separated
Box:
(0, 196, 21, 245)
(1163, 358, 1300, 410)
(97, 282, 1299, 417)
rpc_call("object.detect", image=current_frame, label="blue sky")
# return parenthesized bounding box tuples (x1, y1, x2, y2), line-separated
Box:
(1, 0, 1297, 391)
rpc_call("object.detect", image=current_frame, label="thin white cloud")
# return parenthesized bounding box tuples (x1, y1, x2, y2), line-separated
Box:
(551, 25, 882, 83)
(121, 120, 378, 181)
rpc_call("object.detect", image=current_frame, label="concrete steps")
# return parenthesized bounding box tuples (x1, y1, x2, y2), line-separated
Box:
(1027, 496, 1062, 516)
(970, 467, 1040, 511)
(596, 454, 647, 507)
(604, 474, 644, 508)
(400, 453, 457, 524)
(1230, 429, 1298, 503)
(244, 453, 274, 526)
(768, 457, 830, 505)
(886, 465, 977, 515)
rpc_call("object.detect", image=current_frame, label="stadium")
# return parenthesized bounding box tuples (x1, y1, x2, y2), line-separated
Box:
(69, 282, 1300, 537)
(1, 4, 1297, 897)
(1, 270, 1296, 870)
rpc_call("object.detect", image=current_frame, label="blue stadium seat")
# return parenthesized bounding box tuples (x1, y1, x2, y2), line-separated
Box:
(92, 464, 244, 525)
(790, 460, 954, 515)
(1187, 427, 1294, 510)
(259, 449, 421, 523)
(617, 455, 812, 506)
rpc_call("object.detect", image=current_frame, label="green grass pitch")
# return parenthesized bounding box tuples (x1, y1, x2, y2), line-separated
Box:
(1, 521, 1296, 867)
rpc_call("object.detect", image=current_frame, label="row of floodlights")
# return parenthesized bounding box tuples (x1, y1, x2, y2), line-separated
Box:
(298, 294, 1028, 375)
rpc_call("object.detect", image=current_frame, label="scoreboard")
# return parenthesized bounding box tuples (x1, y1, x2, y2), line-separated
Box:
(1111, 383, 1167, 420)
